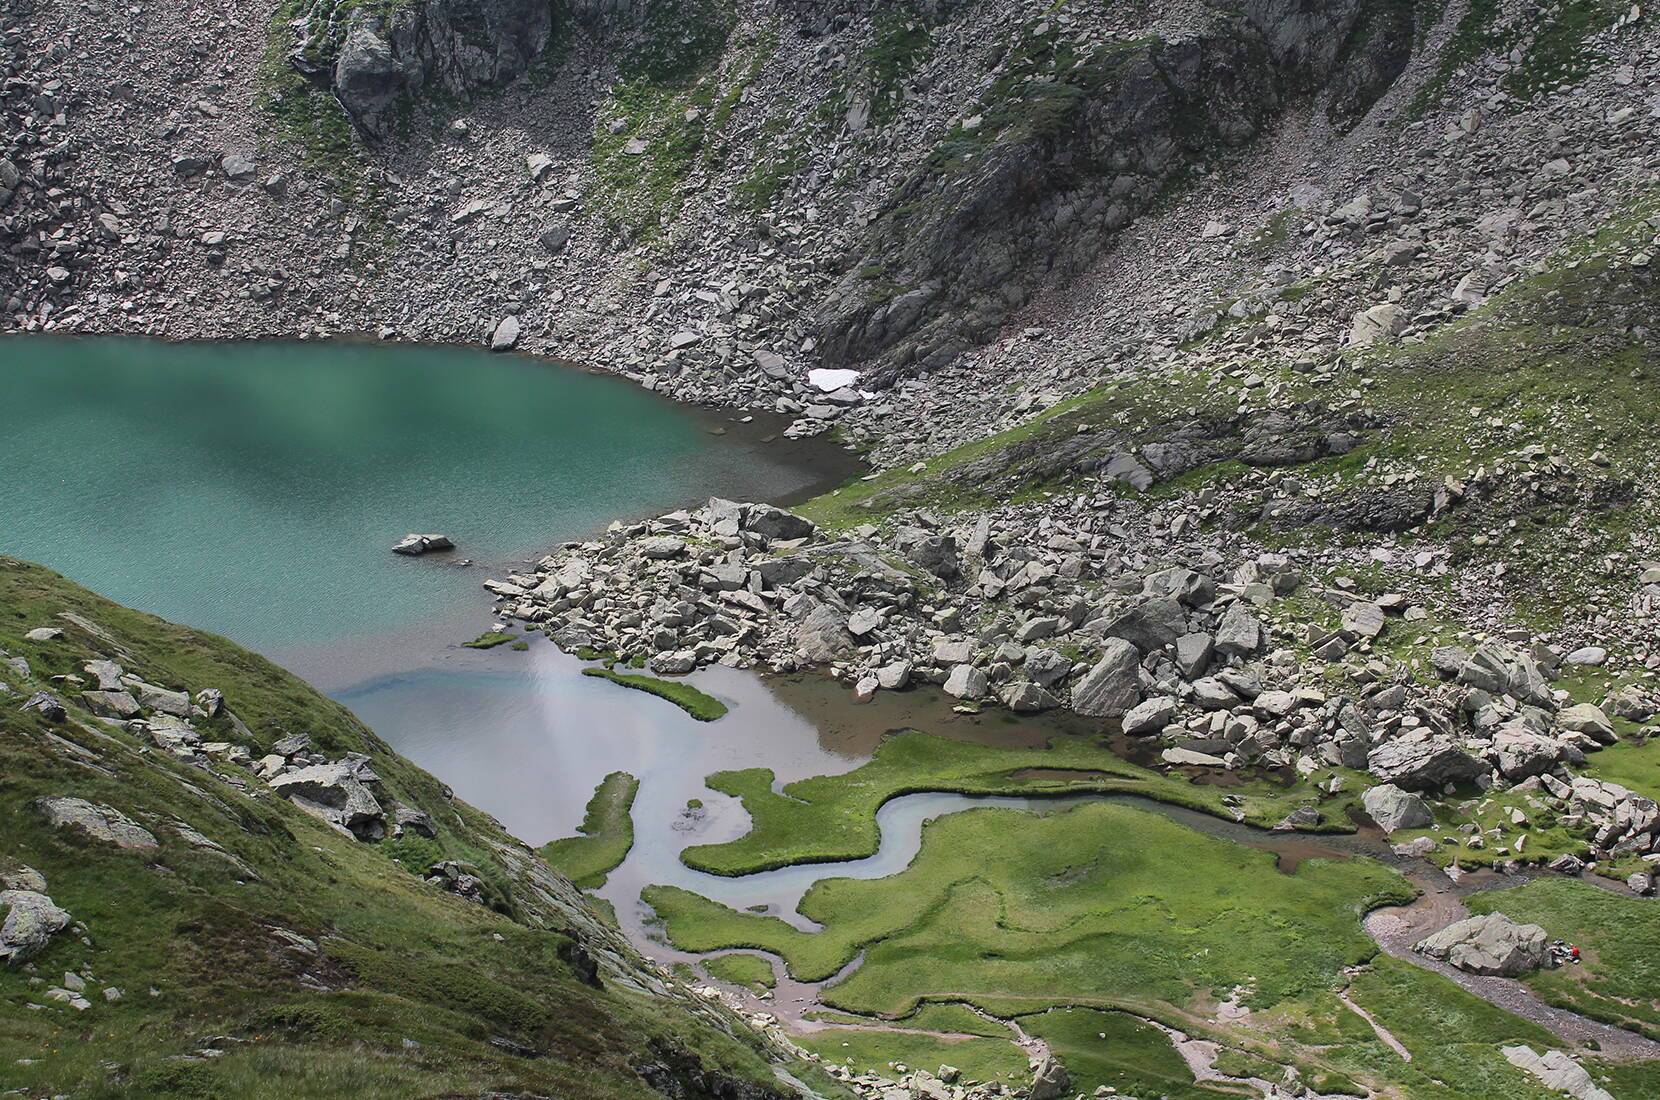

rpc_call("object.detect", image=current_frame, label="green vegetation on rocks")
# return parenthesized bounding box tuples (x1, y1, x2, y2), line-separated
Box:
(462, 630, 517, 649)
(539, 771, 640, 890)
(580, 666, 728, 721)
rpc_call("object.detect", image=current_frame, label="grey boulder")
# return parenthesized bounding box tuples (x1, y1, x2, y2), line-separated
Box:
(37, 796, 159, 851)
(270, 761, 386, 841)
(1361, 783, 1433, 834)
(1070, 639, 1141, 718)
(1414, 912, 1548, 977)
(0, 889, 72, 964)
(1366, 738, 1484, 791)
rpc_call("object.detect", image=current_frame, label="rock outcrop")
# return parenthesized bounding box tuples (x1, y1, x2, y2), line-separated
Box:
(326, 0, 559, 136)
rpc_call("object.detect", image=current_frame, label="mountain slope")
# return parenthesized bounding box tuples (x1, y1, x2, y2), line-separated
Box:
(0, 556, 840, 1099)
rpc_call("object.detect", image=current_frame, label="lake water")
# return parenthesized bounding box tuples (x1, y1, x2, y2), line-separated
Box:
(0, 336, 847, 658)
(0, 335, 871, 832)
(0, 336, 1113, 968)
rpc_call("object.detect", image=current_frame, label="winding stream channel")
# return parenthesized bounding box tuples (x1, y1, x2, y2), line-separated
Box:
(620, 779, 1660, 1062)
(4, 335, 1654, 1083)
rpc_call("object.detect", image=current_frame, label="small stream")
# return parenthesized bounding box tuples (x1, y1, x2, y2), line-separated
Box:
(623, 775, 1660, 1060)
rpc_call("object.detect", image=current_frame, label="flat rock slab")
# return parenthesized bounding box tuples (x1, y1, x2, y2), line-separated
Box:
(37, 796, 158, 851)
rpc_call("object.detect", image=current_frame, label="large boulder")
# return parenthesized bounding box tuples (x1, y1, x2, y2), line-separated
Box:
(1122, 695, 1178, 736)
(894, 528, 961, 579)
(741, 504, 816, 543)
(1362, 783, 1432, 834)
(1414, 912, 1548, 976)
(1028, 1054, 1070, 1100)
(270, 761, 386, 841)
(1071, 639, 1141, 717)
(794, 604, 854, 663)
(1557, 703, 1617, 745)
(1488, 725, 1580, 780)
(1366, 738, 1484, 790)
(0, 889, 72, 964)
(392, 533, 454, 556)
(37, 797, 159, 851)
(1100, 597, 1185, 652)
(1213, 605, 1264, 657)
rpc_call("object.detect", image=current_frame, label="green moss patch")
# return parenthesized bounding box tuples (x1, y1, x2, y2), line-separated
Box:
(462, 630, 517, 649)
(648, 802, 1410, 1014)
(539, 771, 640, 890)
(580, 667, 728, 721)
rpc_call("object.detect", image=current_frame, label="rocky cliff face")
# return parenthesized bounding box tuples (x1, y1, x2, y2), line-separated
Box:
(327, 0, 559, 136)
(813, 0, 1420, 383)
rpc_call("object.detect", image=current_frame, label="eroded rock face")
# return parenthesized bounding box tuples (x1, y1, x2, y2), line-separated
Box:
(814, 0, 1419, 384)
(330, 0, 558, 137)
(1414, 912, 1548, 977)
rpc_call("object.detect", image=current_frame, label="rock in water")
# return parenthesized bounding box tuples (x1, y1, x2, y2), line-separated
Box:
(392, 534, 455, 556)
(1414, 912, 1548, 976)
(1362, 783, 1433, 833)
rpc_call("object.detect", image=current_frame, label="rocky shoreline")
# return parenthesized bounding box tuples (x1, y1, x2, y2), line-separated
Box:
(487, 493, 1660, 889)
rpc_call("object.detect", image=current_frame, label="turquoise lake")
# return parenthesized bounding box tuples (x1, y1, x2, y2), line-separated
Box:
(0, 336, 868, 843)
(0, 336, 844, 662)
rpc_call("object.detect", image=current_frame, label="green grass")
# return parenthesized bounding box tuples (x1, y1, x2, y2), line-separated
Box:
(462, 631, 516, 649)
(702, 952, 776, 992)
(795, 1028, 1027, 1085)
(538, 772, 639, 890)
(647, 802, 1411, 1014)
(0, 558, 835, 1099)
(895, 1002, 1010, 1038)
(1018, 1007, 1232, 1100)
(1466, 878, 1660, 1039)
(580, 667, 728, 721)
(677, 729, 1354, 877)
(1335, 959, 1564, 1100)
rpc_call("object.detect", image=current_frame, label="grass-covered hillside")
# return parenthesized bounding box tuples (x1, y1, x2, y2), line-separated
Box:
(0, 557, 839, 1099)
